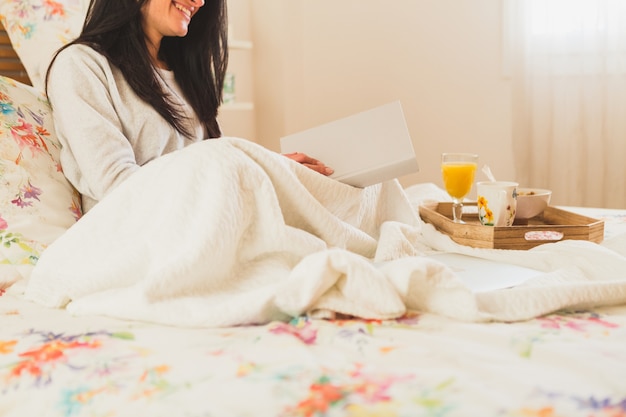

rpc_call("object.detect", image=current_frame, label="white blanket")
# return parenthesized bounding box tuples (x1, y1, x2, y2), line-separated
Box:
(20, 137, 626, 326)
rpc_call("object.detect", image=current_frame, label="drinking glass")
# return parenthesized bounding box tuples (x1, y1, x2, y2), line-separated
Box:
(441, 153, 478, 223)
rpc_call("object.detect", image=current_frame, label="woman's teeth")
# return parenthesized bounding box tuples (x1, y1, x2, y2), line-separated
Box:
(174, 3, 191, 18)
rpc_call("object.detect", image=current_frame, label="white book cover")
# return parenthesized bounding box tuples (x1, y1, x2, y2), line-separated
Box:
(280, 101, 419, 188)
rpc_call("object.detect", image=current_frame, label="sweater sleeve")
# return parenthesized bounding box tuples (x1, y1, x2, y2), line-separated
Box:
(47, 45, 141, 207)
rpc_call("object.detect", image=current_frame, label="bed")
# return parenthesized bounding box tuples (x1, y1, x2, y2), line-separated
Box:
(3, 274, 626, 417)
(2, 2, 626, 416)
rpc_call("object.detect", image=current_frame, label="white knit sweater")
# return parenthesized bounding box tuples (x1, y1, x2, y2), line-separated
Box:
(47, 44, 206, 212)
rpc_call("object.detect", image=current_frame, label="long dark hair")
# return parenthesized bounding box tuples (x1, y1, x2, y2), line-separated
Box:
(46, 0, 228, 138)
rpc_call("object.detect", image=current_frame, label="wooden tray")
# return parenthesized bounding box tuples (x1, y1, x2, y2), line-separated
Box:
(419, 202, 604, 250)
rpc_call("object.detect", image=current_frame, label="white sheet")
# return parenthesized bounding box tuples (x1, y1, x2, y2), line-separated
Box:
(17, 137, 626, 326)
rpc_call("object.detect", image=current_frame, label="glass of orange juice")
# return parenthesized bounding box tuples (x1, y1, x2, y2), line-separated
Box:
(441, 153, 478, 223)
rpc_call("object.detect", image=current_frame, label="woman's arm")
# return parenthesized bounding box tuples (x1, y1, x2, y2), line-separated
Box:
(47, 45, 141, 205)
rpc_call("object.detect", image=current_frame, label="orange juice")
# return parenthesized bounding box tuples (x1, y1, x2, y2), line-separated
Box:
(441, 162, 477, 199)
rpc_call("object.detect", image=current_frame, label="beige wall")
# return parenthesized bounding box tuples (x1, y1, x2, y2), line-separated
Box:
(246, 0, 514, 191)
(218, 0, 256, 140)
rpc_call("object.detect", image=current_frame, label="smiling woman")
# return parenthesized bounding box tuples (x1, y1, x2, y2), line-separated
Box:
(43, 0, 229, 212)
(42, 0, 332, 214)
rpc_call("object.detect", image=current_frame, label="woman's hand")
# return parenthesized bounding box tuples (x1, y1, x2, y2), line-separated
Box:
(283, 152, 334, 176)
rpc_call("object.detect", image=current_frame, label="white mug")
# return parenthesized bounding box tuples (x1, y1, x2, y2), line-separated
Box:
(476, 181, 518, 226)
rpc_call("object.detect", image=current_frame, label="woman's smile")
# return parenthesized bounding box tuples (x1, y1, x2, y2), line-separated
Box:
(173, 1, 193, 21)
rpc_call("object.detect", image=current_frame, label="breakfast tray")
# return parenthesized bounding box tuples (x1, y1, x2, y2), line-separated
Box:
(419, 202, 604, 250)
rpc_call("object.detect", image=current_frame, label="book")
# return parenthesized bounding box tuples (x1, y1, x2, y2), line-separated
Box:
(280, 101, 419, 188)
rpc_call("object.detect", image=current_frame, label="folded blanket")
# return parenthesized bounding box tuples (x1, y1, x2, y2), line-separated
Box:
(20, 138, 626, 326)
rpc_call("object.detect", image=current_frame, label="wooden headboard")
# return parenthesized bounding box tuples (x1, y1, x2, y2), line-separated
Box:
(0, 22, 31, 85)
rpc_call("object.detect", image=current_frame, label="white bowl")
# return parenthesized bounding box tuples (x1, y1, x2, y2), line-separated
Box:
(516, 188, 552, 220)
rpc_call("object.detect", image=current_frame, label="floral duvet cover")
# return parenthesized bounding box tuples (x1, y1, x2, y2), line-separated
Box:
(2, 207, 626, 417)
(2, 292, 626, 417)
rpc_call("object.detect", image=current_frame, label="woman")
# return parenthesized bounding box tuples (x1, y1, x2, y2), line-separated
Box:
(45, 0, 332, 213)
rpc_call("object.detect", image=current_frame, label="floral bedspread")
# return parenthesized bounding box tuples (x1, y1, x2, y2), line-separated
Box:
(2, 207, 626, 417)
(1, 292, 626, 417)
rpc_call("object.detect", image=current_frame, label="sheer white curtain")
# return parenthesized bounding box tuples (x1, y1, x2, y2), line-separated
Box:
(504, 0, 626, 208)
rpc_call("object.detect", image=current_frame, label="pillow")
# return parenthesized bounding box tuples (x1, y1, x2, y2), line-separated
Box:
(0, 75, 81, 289)
(0, 0, 88, 91)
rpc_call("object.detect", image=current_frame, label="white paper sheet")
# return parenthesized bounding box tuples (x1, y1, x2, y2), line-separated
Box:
(428, 253, 542, 293)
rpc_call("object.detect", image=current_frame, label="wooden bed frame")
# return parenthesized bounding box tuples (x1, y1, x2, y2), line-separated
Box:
(0, 22, 31, 85)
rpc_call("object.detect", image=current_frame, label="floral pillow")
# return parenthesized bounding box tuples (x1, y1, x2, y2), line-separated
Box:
(0, 0, 89, 91)
(0, 76, 81, 289)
